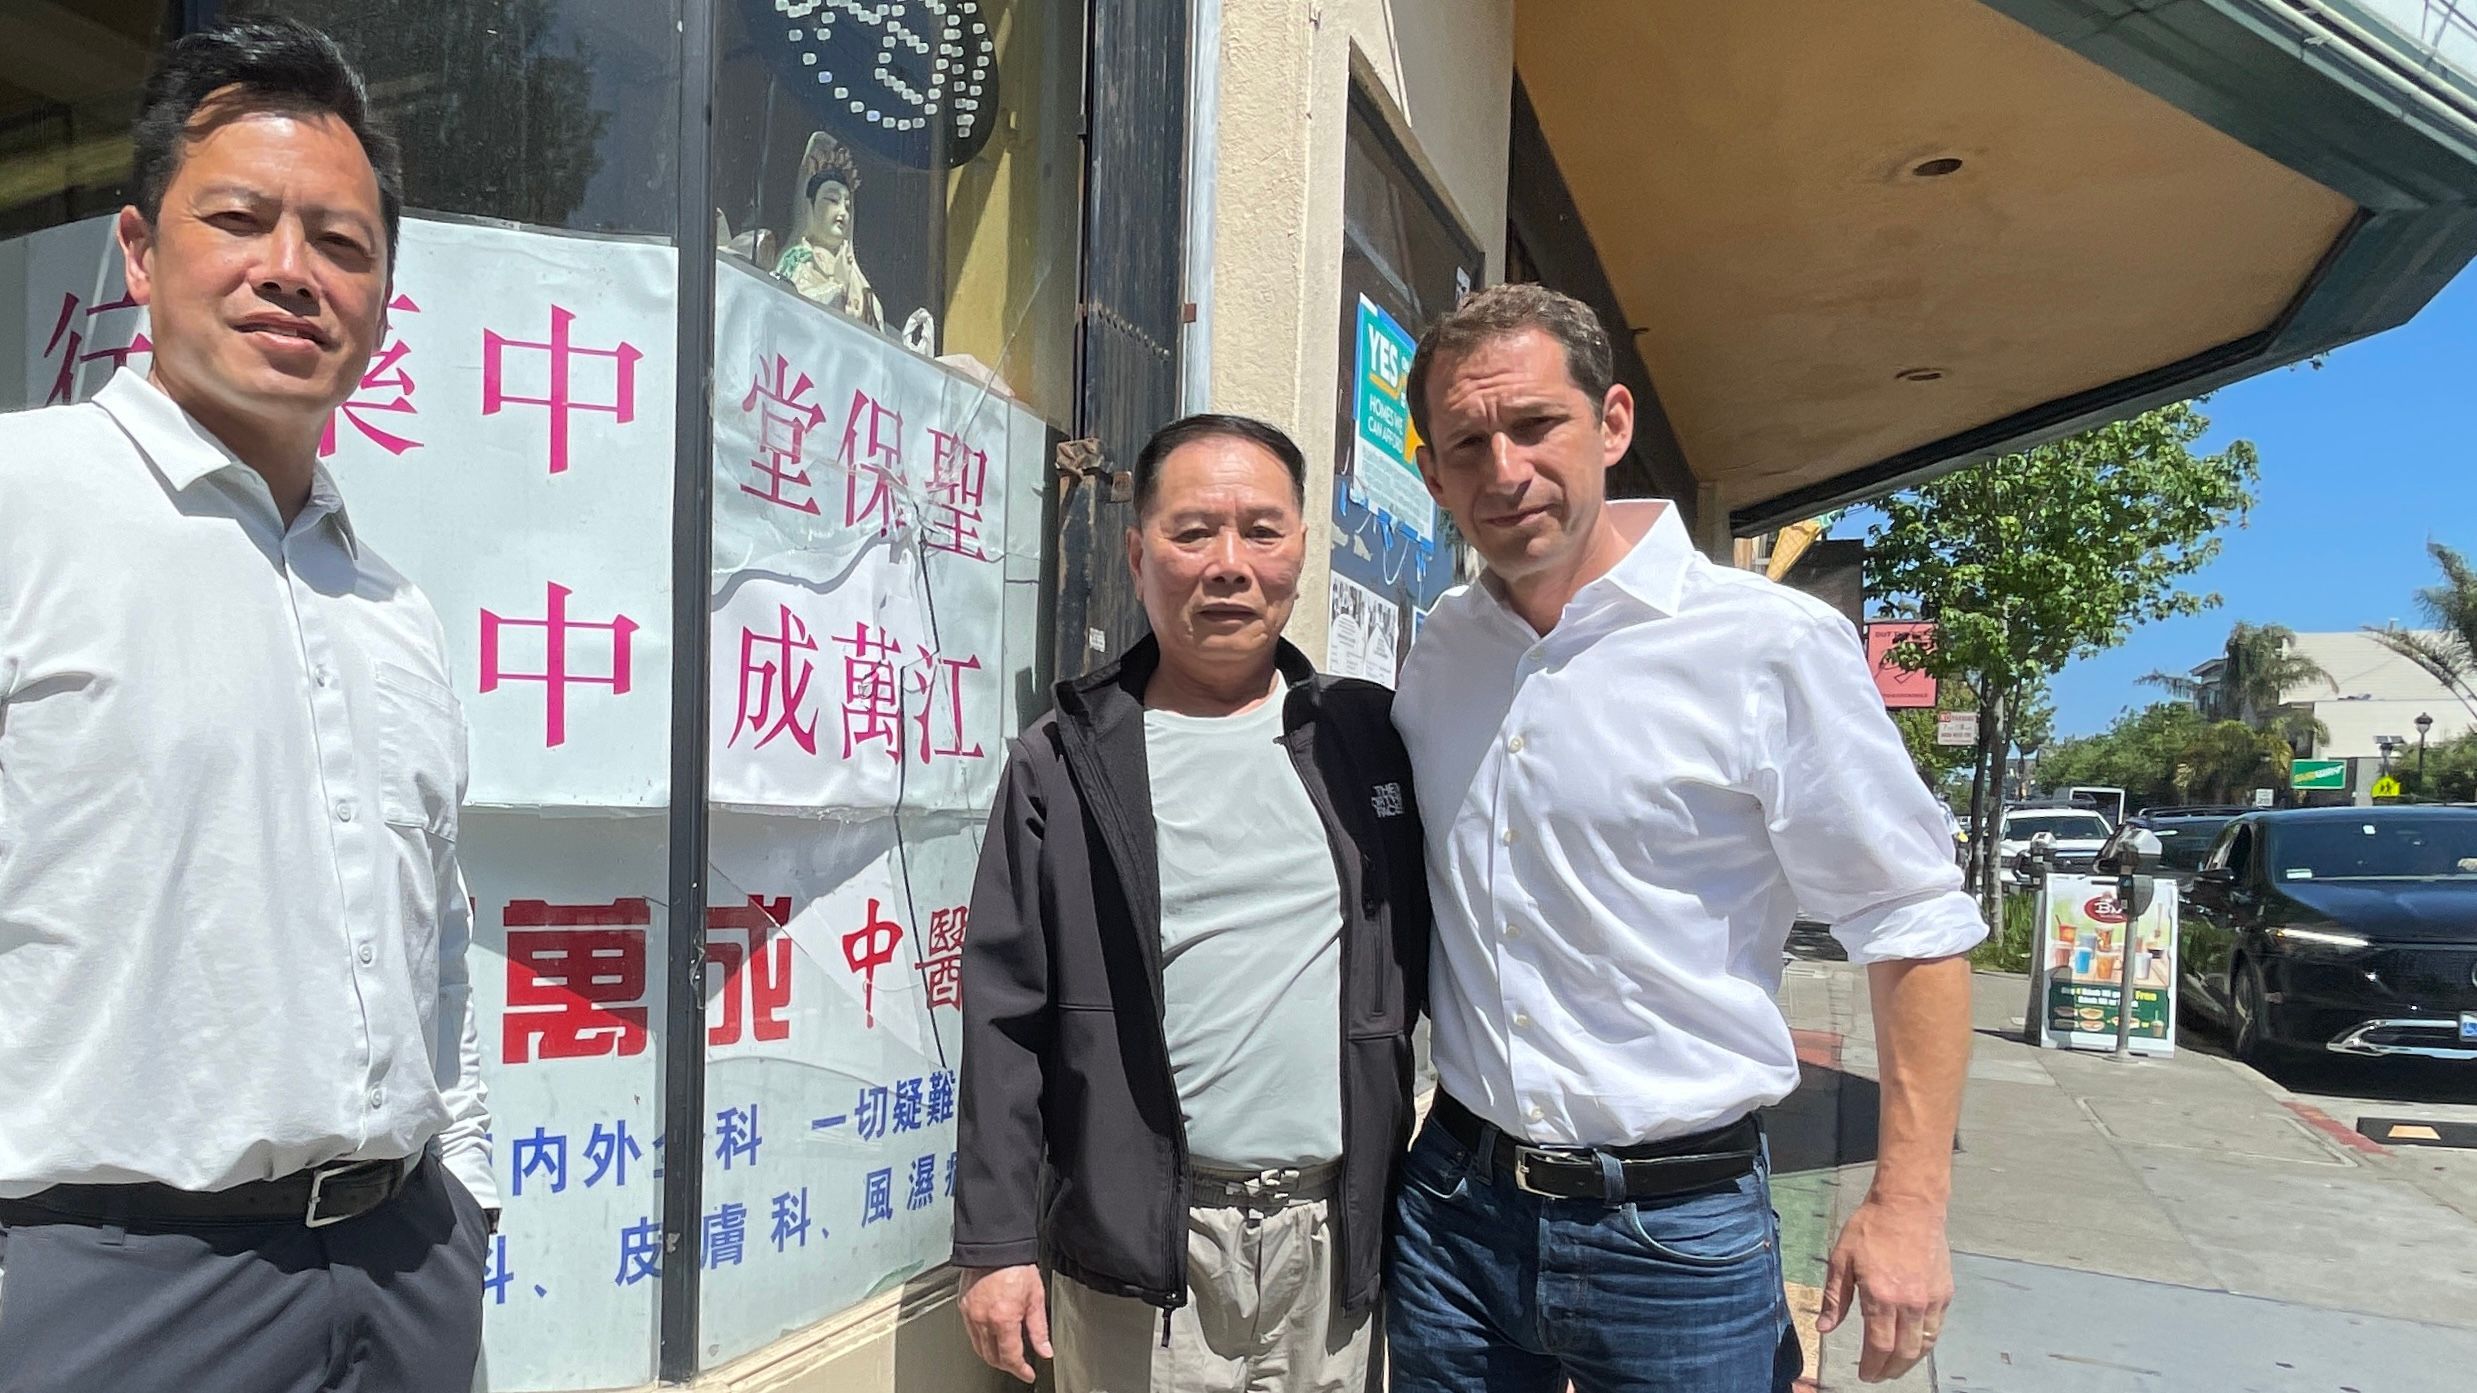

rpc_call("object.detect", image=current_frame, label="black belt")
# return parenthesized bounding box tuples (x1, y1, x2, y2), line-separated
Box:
(1430, 1093, 1760, 1202)
(0, 1156, 414, 1232)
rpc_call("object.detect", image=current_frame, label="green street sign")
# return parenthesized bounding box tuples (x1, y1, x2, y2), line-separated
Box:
(2291, 759, 2348, 791)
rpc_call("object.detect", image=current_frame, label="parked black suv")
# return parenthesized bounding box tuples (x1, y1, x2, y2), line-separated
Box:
(2180, 806, 2477, 1065)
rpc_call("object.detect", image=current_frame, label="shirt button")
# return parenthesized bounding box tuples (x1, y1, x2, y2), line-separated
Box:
(368, 1088, 385, 1109)
(1506, 734, 1526, 755)
(1504, 922, 1522, 939)
(314, 667, 334, 688)
(1527, 1105, 1546, 1123)
(1513, 1010, 1533, 1029)
(1500, 827, 1520, 847)
(335, 801, 355, 824)
(358, 944, 375, 966)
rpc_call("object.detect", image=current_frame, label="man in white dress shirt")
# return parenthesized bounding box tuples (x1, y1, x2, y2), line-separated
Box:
(0, 21, 493, 1393)
(1386, 284, 1984, 1391)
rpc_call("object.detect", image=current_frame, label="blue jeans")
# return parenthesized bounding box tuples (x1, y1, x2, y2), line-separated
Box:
(1386, 1116, 1802, 1393)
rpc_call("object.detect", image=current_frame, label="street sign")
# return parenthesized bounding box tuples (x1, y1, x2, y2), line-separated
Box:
(2291, 759, 2348, 791)
(2373, 774, 2404, 799)
(1937, 711, 1979, 747)
(2253, 787, 2275, 808)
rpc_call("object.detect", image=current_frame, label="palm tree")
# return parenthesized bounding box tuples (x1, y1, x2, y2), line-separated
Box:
(2144, 622, 2336, 744)
(2369, 541, 2477, 721)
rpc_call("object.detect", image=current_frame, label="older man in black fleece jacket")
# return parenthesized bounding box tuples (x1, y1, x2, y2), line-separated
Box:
(950, 413, 1429, 1392)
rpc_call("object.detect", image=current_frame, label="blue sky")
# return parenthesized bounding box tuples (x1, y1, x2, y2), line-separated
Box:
(1855, 265, 2477, 740)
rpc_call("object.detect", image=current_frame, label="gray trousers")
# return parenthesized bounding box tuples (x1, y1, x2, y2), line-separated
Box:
(1052, 1162, 1377, 1393)
(0, 1155, 487, 1393)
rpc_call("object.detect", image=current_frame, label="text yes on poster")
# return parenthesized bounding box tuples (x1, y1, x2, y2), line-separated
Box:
(1350, 295, 1435, 545)
(2033, 875, 2179, 1056)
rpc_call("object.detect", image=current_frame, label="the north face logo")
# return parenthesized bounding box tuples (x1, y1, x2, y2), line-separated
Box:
(1371, 783, 1406, 818)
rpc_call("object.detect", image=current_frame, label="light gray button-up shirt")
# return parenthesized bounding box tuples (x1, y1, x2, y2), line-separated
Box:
(0, 371, 495, 1205)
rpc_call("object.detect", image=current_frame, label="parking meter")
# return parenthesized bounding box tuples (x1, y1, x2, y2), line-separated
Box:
(2095, 827, 2164, 916)
(2094, 827, 2165, 1059)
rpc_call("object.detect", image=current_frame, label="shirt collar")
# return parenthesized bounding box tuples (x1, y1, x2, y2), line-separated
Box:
(94, 369, 360, 556)
(1478, 498, 1693, 628)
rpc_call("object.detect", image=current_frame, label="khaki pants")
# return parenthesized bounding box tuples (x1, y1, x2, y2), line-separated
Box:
(1053, 1163, 1376, 1393)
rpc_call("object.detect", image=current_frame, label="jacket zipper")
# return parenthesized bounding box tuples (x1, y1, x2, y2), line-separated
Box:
(1286, 715, 1363, 1302)
(1056, 716, 1192, 1326)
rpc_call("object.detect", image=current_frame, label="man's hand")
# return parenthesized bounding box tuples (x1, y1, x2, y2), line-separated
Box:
(958, 1264, 1051, 1383)
(1817, 1192, 1953, 1383)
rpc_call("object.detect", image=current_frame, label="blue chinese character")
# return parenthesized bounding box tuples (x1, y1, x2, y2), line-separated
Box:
(483, 1233, 515, 1305)
(770, 1187, 812, 1251)
(906, 1154, 937, 1212)
(944, 1150, 957, 1198)
(892, 1077, 925, 1133)
(862, 1168, 894, 1226)
(926, 1070, 956, 1126)
(583, 1121, 642, 1189)
(854, 1085, 891, 1141)
(511, 1126, 568, 1196)
(703, 1202, 748, 1269)
(615, 1216, 662, 1286)
(714, 1105, 762, 1170)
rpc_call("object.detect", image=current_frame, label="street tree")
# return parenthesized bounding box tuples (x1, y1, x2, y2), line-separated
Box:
(2142, 621, 2334, 749)
(2369, 541, 2477, 722)
(2036, 702, 2211, 811)
(1867, 402, 2258, 922)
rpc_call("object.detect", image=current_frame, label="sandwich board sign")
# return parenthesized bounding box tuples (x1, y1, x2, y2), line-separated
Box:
(2291, 759, 2348, 791)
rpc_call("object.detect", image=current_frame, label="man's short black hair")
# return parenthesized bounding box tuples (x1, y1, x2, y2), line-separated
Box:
(130, 18, 402, 266)
(1132, 413, 1309, 519)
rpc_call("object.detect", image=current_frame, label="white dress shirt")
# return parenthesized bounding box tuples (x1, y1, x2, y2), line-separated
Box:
(0, 371, 496, 1206)
(1394, 502, 1984, 1147)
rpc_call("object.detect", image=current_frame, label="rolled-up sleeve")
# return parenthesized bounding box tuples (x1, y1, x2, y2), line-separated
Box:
(1754, 611, 1987, 965)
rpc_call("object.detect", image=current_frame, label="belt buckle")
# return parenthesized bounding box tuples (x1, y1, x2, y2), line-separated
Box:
(1511, 1146, 1584, 1197)
(304, 1163, 360, 1228)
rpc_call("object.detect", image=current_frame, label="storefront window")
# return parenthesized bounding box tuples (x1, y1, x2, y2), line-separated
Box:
(694, 0, 1079, 1369)
(2, 2, 1082, 1381)
(0, 1, 178, 240)
(1326, 87, 1481, 685)
(225, 0, 683, 235)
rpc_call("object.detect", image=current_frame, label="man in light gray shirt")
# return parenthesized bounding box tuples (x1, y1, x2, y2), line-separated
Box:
(954, 415, 1431, 1392)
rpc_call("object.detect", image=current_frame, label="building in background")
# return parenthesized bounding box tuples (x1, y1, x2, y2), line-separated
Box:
(2184, 630, 2474, 762)
(8, 1, 2477, 1390)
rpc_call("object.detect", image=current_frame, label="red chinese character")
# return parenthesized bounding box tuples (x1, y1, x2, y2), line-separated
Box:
(924, 429, 991, 560)
(503, 898, 653, 1063)
(41, 291, 152, 407)
(917, 955, 962, 1012)
(842, 898, 904, 1029)
(322, 292, 422, 458)
(705, 895, 793, 1047)
(837, 623, 906, 761)
(732, 604, 821, 755)
(738, 354, 826, 514)
(910, 648, 985, 765)
(482, 305, 642, 475)
(916, 905, 968, 1011)
(480, 582, 639, 748)
(839, 390, 908, 537)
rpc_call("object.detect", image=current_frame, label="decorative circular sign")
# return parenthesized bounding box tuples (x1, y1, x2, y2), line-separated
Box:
(747, 0, 1002, 169)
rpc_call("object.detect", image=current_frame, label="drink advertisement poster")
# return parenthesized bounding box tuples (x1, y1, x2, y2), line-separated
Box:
(2034, 875, 2179, 1057)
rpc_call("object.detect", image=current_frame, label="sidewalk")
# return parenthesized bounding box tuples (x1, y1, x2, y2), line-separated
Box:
(1769, 957, 2477, 1392)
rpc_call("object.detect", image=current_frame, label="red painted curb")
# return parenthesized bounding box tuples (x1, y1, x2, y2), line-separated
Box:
(2282, 1100, 2389, 1156)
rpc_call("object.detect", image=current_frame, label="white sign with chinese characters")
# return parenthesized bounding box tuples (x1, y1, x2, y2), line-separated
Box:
(2, 215, 681, 809)
(707, 262, 1036, 815)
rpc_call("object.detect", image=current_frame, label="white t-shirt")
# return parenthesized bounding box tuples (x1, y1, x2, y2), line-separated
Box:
(1144, 693, 1346, 1169)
